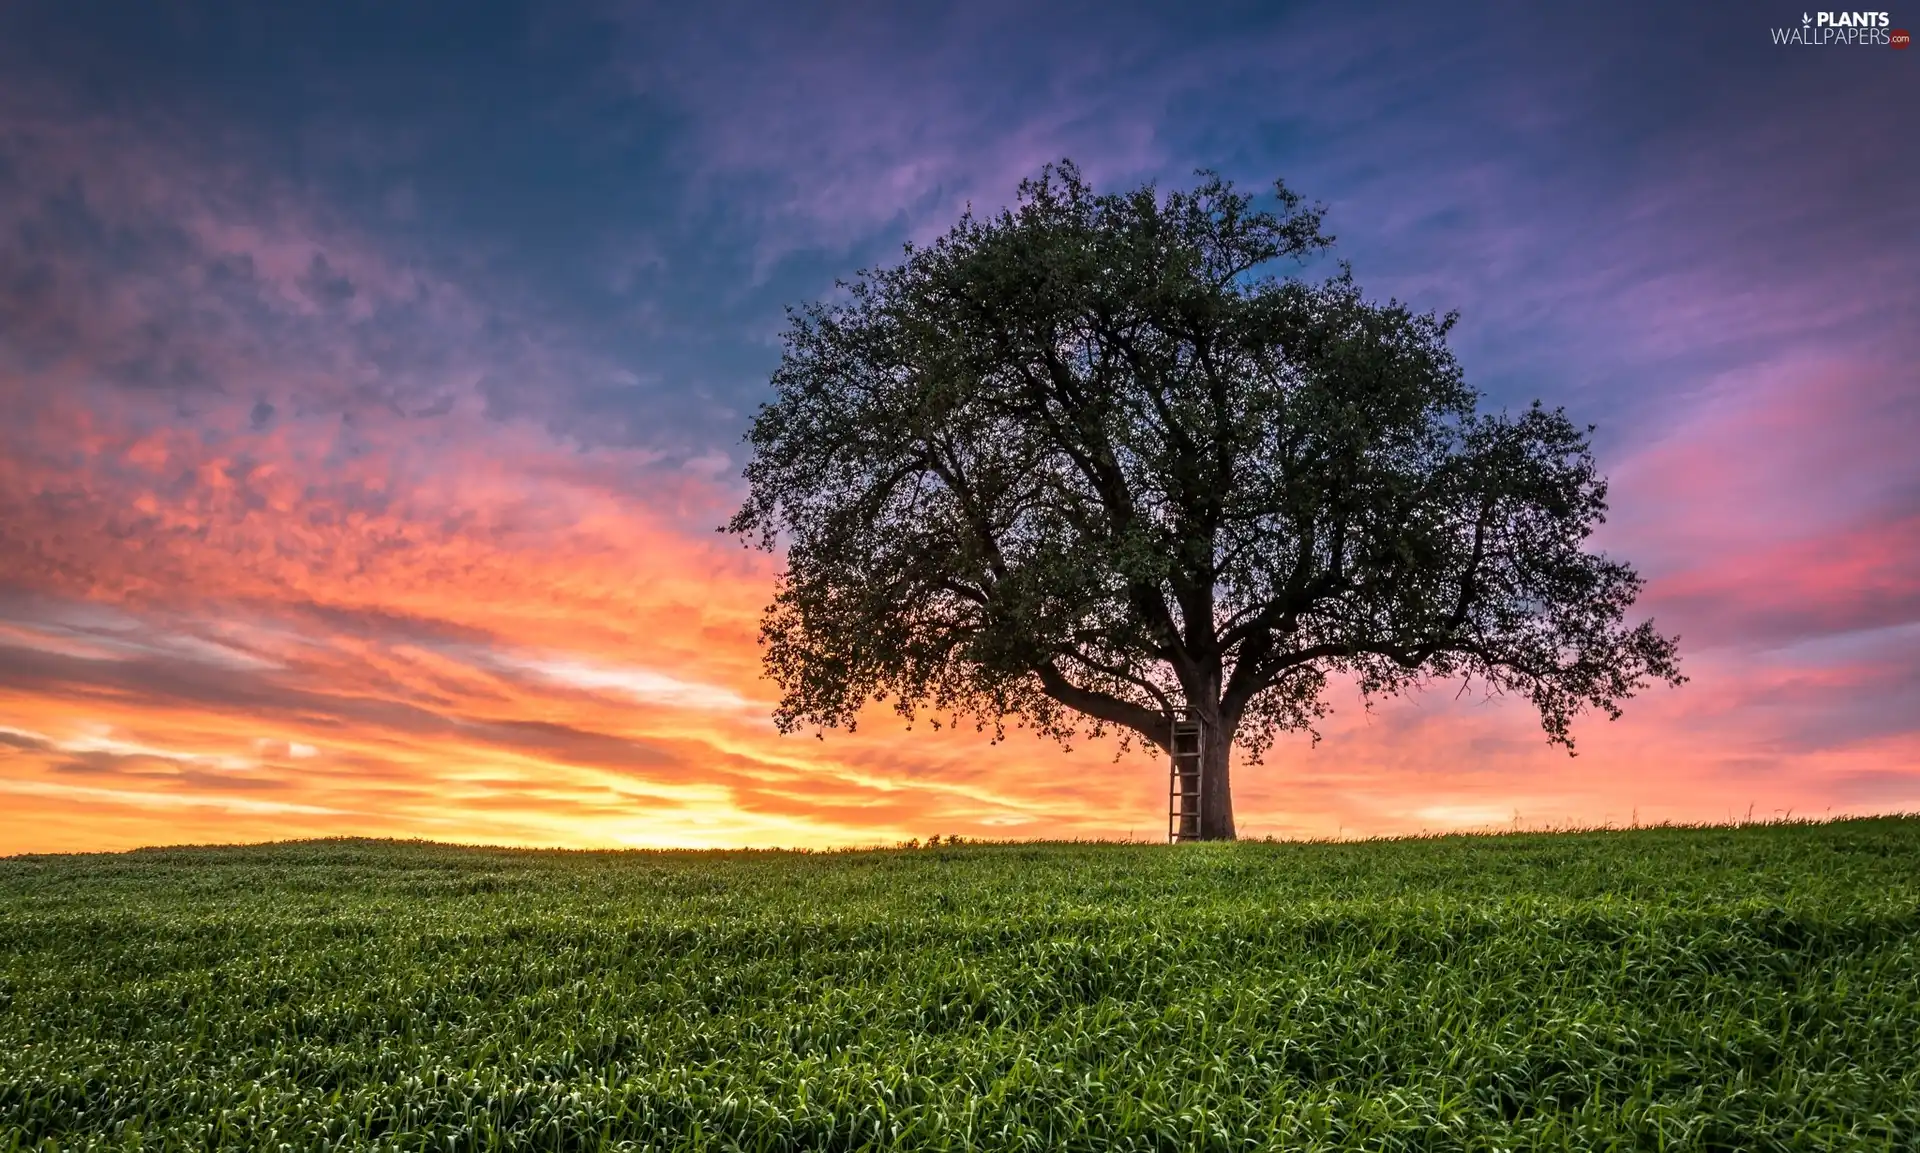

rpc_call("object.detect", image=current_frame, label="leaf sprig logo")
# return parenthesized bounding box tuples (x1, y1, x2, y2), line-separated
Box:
(1771, 10, 1898, 44)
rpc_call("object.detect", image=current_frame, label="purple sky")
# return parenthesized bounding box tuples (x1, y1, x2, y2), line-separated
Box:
(1, 1, 1915, 851)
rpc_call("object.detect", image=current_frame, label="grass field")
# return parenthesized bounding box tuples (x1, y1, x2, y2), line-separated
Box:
(3, 820, 1918, 1151)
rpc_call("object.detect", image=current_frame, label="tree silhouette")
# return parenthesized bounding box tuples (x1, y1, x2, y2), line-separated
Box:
(727, 162, 1683, 840)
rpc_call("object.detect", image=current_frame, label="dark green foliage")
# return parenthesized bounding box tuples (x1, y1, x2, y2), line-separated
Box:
(726, 162, 1683, 838)
(4, 819, 1919, 1150)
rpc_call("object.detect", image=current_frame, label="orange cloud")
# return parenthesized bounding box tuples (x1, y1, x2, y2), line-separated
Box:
(4, 367, 1913, 855)
(1, 98, 1914, 856)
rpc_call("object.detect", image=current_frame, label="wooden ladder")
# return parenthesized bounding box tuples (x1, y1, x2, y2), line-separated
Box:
(1167, 711, 1205, 843)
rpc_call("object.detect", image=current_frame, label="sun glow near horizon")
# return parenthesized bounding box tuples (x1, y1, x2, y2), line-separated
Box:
(2, 4, 1916, 856)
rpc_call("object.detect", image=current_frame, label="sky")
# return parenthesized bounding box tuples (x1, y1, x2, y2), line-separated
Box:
(0, 1, 1915, 854)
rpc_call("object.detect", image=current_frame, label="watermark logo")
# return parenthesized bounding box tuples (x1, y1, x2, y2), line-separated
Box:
(1771, 10, 1899, 44)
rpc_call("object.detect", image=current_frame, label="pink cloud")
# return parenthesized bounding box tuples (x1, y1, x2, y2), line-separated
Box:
(2, 27, 1915, 856)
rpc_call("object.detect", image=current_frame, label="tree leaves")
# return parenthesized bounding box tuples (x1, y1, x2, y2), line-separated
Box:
(727, 160, 1683, 789)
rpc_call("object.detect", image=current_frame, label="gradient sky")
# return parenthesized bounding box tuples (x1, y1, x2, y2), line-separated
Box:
(1, 1, 1915, 854)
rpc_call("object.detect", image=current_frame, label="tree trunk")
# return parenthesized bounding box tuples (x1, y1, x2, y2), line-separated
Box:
(1197, 722, 1236, 840)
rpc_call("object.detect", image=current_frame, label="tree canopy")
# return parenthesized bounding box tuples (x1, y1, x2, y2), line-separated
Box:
(726, 161, 1683, 840)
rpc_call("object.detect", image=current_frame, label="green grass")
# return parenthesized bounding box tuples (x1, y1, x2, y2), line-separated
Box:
(3, 820, 1918, 1151)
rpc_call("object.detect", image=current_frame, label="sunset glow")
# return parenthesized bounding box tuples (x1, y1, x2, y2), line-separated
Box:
(2, 4, 1914, 854)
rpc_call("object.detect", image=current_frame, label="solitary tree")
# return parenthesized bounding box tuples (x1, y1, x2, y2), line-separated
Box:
(726, 162, 1682, 840)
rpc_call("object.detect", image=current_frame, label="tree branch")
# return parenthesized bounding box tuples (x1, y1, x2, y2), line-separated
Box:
(1035, 661, 1174, 753)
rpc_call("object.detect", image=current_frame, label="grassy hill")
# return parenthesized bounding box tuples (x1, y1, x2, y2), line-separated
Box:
(3, 819, 1918, 1150)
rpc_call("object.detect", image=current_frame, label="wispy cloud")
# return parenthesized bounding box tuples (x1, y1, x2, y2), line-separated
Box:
(499, 655, 755, 713)
(0, 1, 1914, 853)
